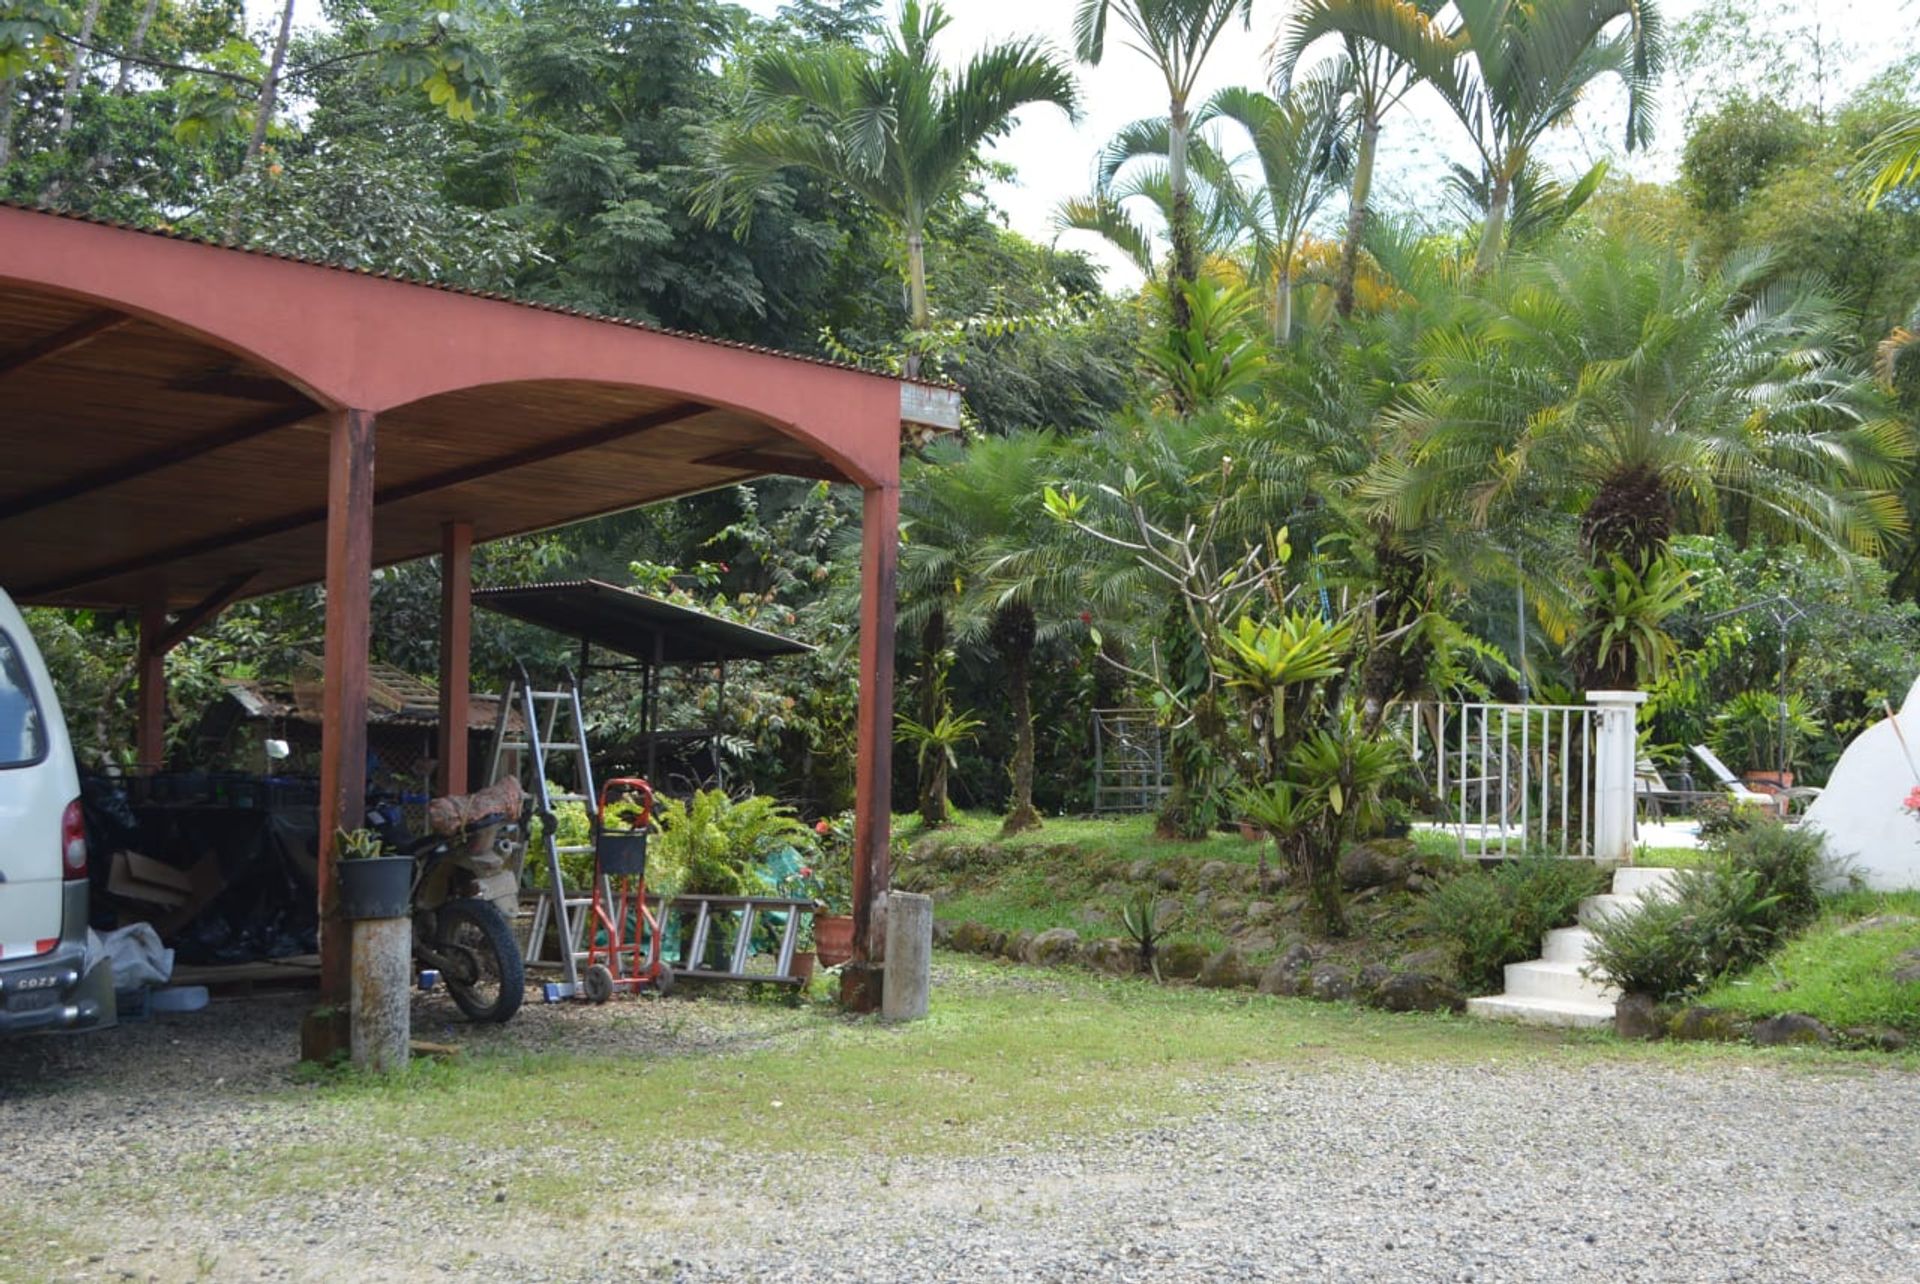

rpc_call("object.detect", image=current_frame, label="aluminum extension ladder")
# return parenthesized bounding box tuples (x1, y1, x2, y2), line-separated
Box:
(487, 662, 597, 1001)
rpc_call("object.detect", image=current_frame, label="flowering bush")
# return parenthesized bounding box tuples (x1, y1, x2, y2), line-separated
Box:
(806, 813, 855, 914)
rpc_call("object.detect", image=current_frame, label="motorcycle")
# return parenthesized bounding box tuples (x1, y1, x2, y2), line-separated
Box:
(367, 777, 529, 1024)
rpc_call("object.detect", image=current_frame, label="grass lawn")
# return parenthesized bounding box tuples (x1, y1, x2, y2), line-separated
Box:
(894, 810, 1267, 945)
(121, 961, 1918, 1222)
(1699, 891, 1920, 1033)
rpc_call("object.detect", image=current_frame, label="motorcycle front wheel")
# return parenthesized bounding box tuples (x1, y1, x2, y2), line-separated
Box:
(434, 898, 525, 1023)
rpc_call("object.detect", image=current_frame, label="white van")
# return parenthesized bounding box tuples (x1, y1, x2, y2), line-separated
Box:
(0, 588, 112, 1034)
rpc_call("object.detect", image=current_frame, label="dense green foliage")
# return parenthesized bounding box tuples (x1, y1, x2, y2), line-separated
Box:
(1584, 819, 1833, 999)
(7, 0, 1920, 943)
(1417, 857, 1607, 993)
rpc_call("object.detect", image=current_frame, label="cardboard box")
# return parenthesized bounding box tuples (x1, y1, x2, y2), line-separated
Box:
(108, 850, 193, 908)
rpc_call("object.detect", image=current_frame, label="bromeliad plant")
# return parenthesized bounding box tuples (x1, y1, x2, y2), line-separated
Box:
(1048, 478, 1408, 933)
(1119, 888, 1182, 982)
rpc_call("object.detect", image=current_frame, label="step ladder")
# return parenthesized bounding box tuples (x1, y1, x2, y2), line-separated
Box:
(488, 662, 597, 1001)
(658, 894, 814, 985)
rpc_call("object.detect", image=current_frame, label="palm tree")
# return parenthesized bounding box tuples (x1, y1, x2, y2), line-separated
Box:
(1054, 115, 1241, 280)
(698, 1, 1078, 351)
(1283, 0, 1663, 275)
(1272, 0, 1449, 317)
(1366, 238, 1913, 684)
(1860, 111, 1920, 207)
(903, 432, 1084, 835)
(1199, 83, 1351, 342)
(1073, 0, 1252, 334)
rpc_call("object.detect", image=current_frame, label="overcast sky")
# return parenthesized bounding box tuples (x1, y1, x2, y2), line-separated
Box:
(261, 0, 1915, 288)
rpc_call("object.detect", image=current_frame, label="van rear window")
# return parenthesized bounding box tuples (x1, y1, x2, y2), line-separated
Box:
(0, 630, 47, 769)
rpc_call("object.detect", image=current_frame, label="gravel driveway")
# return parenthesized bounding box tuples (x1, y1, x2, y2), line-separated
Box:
(2, 989, 1916, 1283)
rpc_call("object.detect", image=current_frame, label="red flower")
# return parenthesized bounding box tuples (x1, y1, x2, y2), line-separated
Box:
(798, 866, 813, 878)
(815, 819, 832, 836)
(1904, 785, 1920, 814)
(1079, 611, 1092, 624)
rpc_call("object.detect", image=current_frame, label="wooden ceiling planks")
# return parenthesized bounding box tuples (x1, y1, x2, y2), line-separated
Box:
(0, 283, 825, 609)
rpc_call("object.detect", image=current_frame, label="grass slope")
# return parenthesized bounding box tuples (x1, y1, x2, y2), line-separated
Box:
(1699, 891, 1920, 1033)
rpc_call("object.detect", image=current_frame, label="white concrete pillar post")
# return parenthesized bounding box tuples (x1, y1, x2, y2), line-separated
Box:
(881, 891, 932, 1022)
(350, 916, 411, 1072)
(1587, 690, 1648, 865)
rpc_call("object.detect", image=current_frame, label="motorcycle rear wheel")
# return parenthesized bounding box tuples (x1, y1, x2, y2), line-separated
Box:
(435, 898, 525, 1023)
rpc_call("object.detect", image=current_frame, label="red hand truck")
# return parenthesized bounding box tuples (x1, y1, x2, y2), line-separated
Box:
(581, 777, 674, 1001)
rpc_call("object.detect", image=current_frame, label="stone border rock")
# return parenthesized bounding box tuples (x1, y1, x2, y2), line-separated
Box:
(934, 919, 1465, 1015)
(1612, 994, 1909, 1051)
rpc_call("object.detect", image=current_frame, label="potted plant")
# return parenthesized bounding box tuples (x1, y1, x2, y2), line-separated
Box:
(770, 863, 822, 983)
(1710, 690, 1822, 793)
(335, 827, 413, 920)
(808, 815, 856, 967)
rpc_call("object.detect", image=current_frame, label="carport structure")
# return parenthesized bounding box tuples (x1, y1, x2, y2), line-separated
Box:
(0, 202, 953, 1010)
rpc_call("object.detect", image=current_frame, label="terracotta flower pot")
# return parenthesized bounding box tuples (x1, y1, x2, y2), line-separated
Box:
(790, 950, 817, 985)
(813, 914, 855, 967)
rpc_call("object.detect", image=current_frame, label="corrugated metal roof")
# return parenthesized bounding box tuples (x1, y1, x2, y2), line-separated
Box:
(0, 200, 959, 392)
(473, 579, 812, 665)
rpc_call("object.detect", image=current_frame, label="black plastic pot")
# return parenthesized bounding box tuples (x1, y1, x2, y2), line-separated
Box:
(338, 855, 414, 920)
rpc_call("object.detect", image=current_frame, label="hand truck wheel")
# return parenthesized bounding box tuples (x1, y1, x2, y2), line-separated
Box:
(583, 963, 615, 1005)
(649, 966, 675, 998)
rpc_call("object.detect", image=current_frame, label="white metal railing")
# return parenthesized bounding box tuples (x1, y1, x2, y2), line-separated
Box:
(1407, 701, 1600, 859)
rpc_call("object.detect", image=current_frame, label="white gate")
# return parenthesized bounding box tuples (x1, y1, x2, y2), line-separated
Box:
(1408, 701, 1601, 859)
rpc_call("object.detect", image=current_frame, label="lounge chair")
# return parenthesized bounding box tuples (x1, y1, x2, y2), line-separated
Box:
(1689, 744, 1820, 816)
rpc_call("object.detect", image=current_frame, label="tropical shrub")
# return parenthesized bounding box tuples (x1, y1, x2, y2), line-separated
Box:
(1585, 821, 1834, 998)
(1709, 690, 1823, 776)
(1418, 857, 1608, 993)
(650, 790, 811, 897)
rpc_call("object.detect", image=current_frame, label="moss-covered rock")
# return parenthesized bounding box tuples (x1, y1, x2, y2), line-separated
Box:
(1749, 1012, 1833, 1047)
(1158, 939, 1208, 980)
(1668, 1005, 1746, 1042)
(1026, 927, 1082, 967)
(1308, 966, 1357, 1002)
(1003, 929, 1037, 963)
(1196, 946, 1252, 989)
(948, 921, 994, 955)
(1080, 937, 1136, 976)
(1373, 971, 1466, 1014)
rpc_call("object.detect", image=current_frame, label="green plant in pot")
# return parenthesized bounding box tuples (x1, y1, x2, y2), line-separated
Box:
(335, 827, 413, 920)
(1709, 690, 1822, 788)
(807, 814, 856, 967)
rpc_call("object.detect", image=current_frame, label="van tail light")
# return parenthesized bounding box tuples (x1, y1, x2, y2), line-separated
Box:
(61, 798, 87, 878)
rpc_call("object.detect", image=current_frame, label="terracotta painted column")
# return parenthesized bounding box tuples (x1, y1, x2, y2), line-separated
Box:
(844, 481, 899, 1013)
(134, 593, 167, 772)
(436, 520, 472, 797)
(317, 409, 376, 1003)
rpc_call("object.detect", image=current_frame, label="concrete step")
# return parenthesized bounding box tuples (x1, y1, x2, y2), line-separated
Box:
(1466, 993, 1616, 1029)
(1613, 865, 1682, 898)
(1540, 925, 1597, 964)
(1503, 959, 1617, 1005)
(1578, 892, 1639, 926)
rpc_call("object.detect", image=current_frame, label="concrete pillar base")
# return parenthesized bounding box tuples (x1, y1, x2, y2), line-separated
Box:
(881, 891, 931, 1022)
(350, 915, 411, 1072)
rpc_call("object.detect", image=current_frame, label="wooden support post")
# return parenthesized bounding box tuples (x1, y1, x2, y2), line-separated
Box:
(843, 483, 899, 1013)
(317, 409, 376, 1004)
(135, 595, 167, 772)
(437, 520, 472, 797)
(132, 573, 255, 773)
